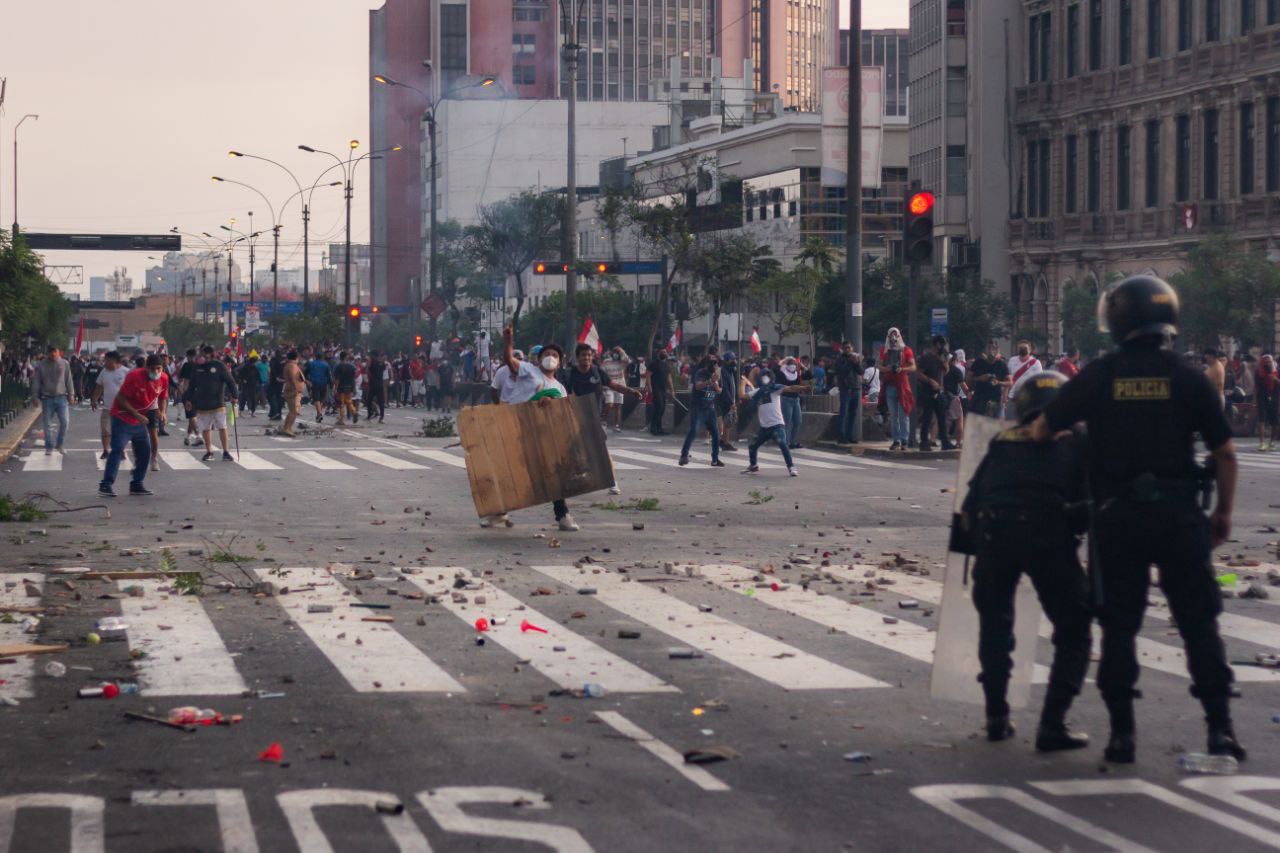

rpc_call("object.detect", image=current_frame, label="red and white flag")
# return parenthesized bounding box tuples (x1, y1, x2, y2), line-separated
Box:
(749, 326, 762, 354)
(667, 326, 682, 353)
(578, 316, 602, 354)
(73, 318, 84, 354)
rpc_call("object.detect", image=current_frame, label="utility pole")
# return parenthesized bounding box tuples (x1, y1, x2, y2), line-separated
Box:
(200, 266, 207, 322)
(426, 113, 438, 348)
(302, 202, 311, 313)
(212, 259, 220, 326)
(271, 224, 280, 343)
(226, 244, 234, 336)
(844, 0, 864, 440)
(344, 177, 353, 344)
(562, 0, 582, 352)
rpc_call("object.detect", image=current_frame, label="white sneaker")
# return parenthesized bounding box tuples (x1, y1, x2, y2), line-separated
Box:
(558, 514, 580, 532)
(608, 485, 621, 495)
(788, 467, 799, 477)
(480, 513, 513, 528)
(150, 459, 160, 472)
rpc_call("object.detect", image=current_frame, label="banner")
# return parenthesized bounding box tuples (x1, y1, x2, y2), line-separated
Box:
(820, 66, 885, 189)
(245, 304, 262, 334)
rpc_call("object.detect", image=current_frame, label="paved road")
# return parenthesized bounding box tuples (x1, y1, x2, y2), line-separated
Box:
(1, 403, 1279, 851)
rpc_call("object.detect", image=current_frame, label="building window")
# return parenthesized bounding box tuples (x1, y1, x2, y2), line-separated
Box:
(1120, 0, 1134, 65)
(440, 4, 468, 87)
(1240, 102, 1257, 194)
(1038, 140, 1050, 216)
(1206, 0, 1221, 40)
(1243, 0, 1257, 33)
(1089, 0, 1103, 69)
(1175, 114, 1191, 200)
(1204, 108, 1220, 199)
(1270, 0, 1280, 25)
(1268, 96, 1280, 192)
(513, 64, 536, 85)
(1027, 141, 1040, 215)
(947, 145, 967, 194)
(1030, 15, 1042, 82)
(946, 67, 967, 116)
(1067, 4, 1081, 76)
(1027, 12, 1051, 81)
(1117, 126, 1132, 209)
(1087, 130, 1101, 212)
(1065, 135, 1079, 213)
(1145, 119, 1161, 207)
(1177, 0, 1192, 49)
(512, 33, 536, 53)
(1148, 0, 1163, 57)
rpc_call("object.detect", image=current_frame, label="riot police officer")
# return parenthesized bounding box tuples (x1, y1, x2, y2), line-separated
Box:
(962, 371, 1092, 751)
(1031, 275, 1243, 764)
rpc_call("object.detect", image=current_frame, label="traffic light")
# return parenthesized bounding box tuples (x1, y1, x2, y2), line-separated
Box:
(903, 190, 935, 265)
(414, 335, 423, 348)
(533, 261, 571, 275)
(370, 305, 379, 314)
(348, 306, 361, 319)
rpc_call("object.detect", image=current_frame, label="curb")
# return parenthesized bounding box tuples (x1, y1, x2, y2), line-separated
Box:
(0, 407, 40, 465)
(815, 440, 961, 462)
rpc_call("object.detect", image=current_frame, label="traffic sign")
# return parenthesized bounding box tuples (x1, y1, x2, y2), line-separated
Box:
(421, 293, 446, 319)
(930, 307, 949, 337)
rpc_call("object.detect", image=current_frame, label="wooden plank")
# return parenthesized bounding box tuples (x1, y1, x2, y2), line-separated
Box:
(0, 642, 69, 656)
(493, 403, 538, 509)
(80, 571, 187, 580)
(458, 405, 506, 517)
(524, 397, 566, 506)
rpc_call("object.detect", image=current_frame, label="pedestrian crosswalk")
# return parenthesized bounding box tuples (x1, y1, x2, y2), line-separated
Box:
(11, 561, 1276, 703)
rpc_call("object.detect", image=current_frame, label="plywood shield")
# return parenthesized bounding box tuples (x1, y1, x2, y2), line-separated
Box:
(456, 396, 614, 518)
(930, 415, 1044, 709)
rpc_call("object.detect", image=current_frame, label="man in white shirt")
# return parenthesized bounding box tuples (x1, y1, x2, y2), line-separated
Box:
(90, 351, 131, 460)
(1006, 339, 1044, 416)
(489, 349, 528, 403)
(740, 369, 797, 477)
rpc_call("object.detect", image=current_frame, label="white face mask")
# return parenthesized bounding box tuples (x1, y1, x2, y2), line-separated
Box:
(541, 356, 559, 371)
(148, 371, 162, 381)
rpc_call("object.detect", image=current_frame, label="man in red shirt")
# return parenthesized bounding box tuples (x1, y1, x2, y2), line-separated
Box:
(98, 354, 167, 498)
(1056, 347, 1081, 379)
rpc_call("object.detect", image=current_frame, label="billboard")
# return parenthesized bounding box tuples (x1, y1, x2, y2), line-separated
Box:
(820, 66, 885, 189)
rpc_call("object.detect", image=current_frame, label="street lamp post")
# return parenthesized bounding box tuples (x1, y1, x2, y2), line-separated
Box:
(372, 74, 493, 349)
(12, 113, 38, 235)
(229, 151, 306, 314)
(845, 0, 864, 441)
(212, 176, 280, 341)
(559, 0, 585, 353)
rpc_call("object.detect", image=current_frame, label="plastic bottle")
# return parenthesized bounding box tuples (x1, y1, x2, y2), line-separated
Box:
(43, 661, 67, 678)
(117, 682, 140, 695)
(582, 683, 606, 698)
(1178, 753, 1239, 775)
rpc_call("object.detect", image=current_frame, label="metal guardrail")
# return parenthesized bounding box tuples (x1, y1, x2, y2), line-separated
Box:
(0, 380, 32, 428)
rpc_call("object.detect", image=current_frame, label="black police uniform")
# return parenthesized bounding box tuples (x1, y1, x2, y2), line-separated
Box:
(963, 422, 1091, 745)
(1043, 343, 1236, 754)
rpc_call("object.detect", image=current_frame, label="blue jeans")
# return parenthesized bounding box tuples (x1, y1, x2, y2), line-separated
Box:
(886, 385, 910, 444)
(781, 395, 802, 447)
(837, 388, 860, 443)
(41, 396, 69, 449)
(680, 405, 721, 461)
(100, 416, 151, 490)
(748, 424, 794, 468)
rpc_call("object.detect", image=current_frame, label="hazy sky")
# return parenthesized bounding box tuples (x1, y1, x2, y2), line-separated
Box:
(1, 0, 906, 288)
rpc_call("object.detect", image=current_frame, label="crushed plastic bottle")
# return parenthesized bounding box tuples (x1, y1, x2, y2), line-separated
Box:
(168, 706, 221, 725)
(1178, 753, 1239, 775)
(116, 682, 140, 695)
(582, 683, 606, 698)
(43, 661, 67, 678)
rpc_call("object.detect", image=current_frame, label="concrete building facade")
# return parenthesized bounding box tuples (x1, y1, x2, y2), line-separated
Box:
(1009, 0, 1280, 350)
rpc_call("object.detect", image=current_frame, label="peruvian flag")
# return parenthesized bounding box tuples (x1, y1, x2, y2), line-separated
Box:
(749, 326, 762, 354)
(667, 326, 682, 353)
(578, 315, 602, 354)
(73, 318, 84, 354)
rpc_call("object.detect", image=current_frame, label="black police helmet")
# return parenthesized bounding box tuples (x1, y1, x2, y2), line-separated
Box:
(1013, 370, 1069, 424)
(1097, 275, 1179, 344)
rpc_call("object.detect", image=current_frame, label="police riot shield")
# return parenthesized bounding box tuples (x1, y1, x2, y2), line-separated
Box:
(930, 415, 1044, 709)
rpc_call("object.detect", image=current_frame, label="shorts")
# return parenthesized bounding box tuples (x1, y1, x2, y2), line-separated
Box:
(285, 394, 302, 417)
(99, 409, 112, 438)
(716, 399, 732, 418)
(311, 384, 328, 402)
(196, 409, 228, 432)
(603, 389, 623, 406)
(411, 380, 425, 396)
(183, 400, 195, 418)
(145, 409, 159, 429)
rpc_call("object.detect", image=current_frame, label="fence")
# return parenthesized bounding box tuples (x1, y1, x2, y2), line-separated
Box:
(0, 379, 31, 428)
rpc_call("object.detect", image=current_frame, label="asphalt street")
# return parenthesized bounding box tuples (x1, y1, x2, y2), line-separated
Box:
(2, 402, 1280, 852)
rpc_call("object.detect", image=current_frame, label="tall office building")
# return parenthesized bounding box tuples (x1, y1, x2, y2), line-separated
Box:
(840, 28, 909, 118)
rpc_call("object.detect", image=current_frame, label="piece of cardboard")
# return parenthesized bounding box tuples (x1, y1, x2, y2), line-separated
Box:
(457, 395, 614, 517)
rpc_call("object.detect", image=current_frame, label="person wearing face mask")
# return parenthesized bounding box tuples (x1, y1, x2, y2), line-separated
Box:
(678, 352, 726, 468)
(99, 354, 168, 498)
(740, 368, 798, 476)
(598, 346, 634, 432)
(776, 357, 812, 449)
(878, 327, 916, 450)
(969, 339, 1011, 418)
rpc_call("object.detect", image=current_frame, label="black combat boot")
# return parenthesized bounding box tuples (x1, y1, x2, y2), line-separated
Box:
(1035, 688, 1089, 752)
(986, 714, 1016, 742)
(1203, 696, 1247, 761)
(983, 677, 1014, 742)
(1103, 699, 1136, 763)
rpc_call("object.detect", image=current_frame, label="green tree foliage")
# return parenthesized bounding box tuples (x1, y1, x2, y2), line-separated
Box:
(1060, 280, 1110, 357)
(0, 230, 73, 351)
(621, 182, 698, 356)
(749, 266, 823, 348)
(434, 219, 482, 337)
(517, 289, 657, 357)
(276, 297, 343, 346)
(363, 317, 415, 355)
(464, 190, 563, 336)
(689, 234, 779, 341)
(1170, 235, 1280, 351)
(155, 315, 227, 355)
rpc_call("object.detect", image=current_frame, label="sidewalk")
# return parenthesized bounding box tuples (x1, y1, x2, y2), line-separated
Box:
(815, 438, 961, 461)
(0, 404, 40, 465)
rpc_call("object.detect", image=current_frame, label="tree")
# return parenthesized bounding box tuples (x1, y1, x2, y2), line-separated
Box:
(688, 234, 779, 342)
(518, 289, 657, 356)
(434, 219, 482, 337)
(749, 266, 823, 352)
(937, 273, 1015, 355)
(155, 315, 226, 355)
(0, 230, 73, 352)
(464, 190, 563, 337)
(276, 297, 343, 346)
(621, 178, 699, 356)
(1170, 235, 1280, 351)
(796, 236, 840, 278)
(1060, 280, 1109, 357)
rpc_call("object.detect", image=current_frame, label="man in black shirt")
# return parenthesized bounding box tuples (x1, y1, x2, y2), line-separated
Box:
(333, 351, 358, 426)
(646, 350, 675, 435)
(833, 342, 863, 444)
(178, 349, 200, 444)
(916, 336, 953, 451)
(366, 351, 387, 422)
(267, 350, 285, 420)
(969, 340, 1011, 418)
(1033, 275, 1243, 765)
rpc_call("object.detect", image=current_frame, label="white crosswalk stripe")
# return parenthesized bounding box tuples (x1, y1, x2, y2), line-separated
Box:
(96, 450, 134, 471)
(402, 571, 676, 694)
(21, 453, 62, 472)
(647, 445, 859, 471)
(608, 449, 687, 468)
(408, 449, 467, 468)
(0, 574, 44, 700)
(160, 451, 207, 471)
(346, 450, 428, 470)
(119, 580, 248, 696)
(265, 567, 464, 693)
(235, 451, 283, 470)
(530, 565, 888, 689)
(284, 450, 356, 470)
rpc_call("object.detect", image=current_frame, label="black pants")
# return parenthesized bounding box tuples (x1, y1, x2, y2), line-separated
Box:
(1094, 499, 1233, 715)
(918, 390, 950, 447)
(649, 390, 667, 434)
(366, 391, 386, 421)
(973, 537, 1091, 718)
(240, 385, 259, 414)
(267, 381, 283, 419)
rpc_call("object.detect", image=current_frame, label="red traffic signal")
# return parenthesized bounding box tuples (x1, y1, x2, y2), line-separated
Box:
(348, 306, 361, 319)
(414, 335, 423, 347)
(908, 191, 935, 216)
(534, 261, 548, 274)
(904, 190, 936, 265)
